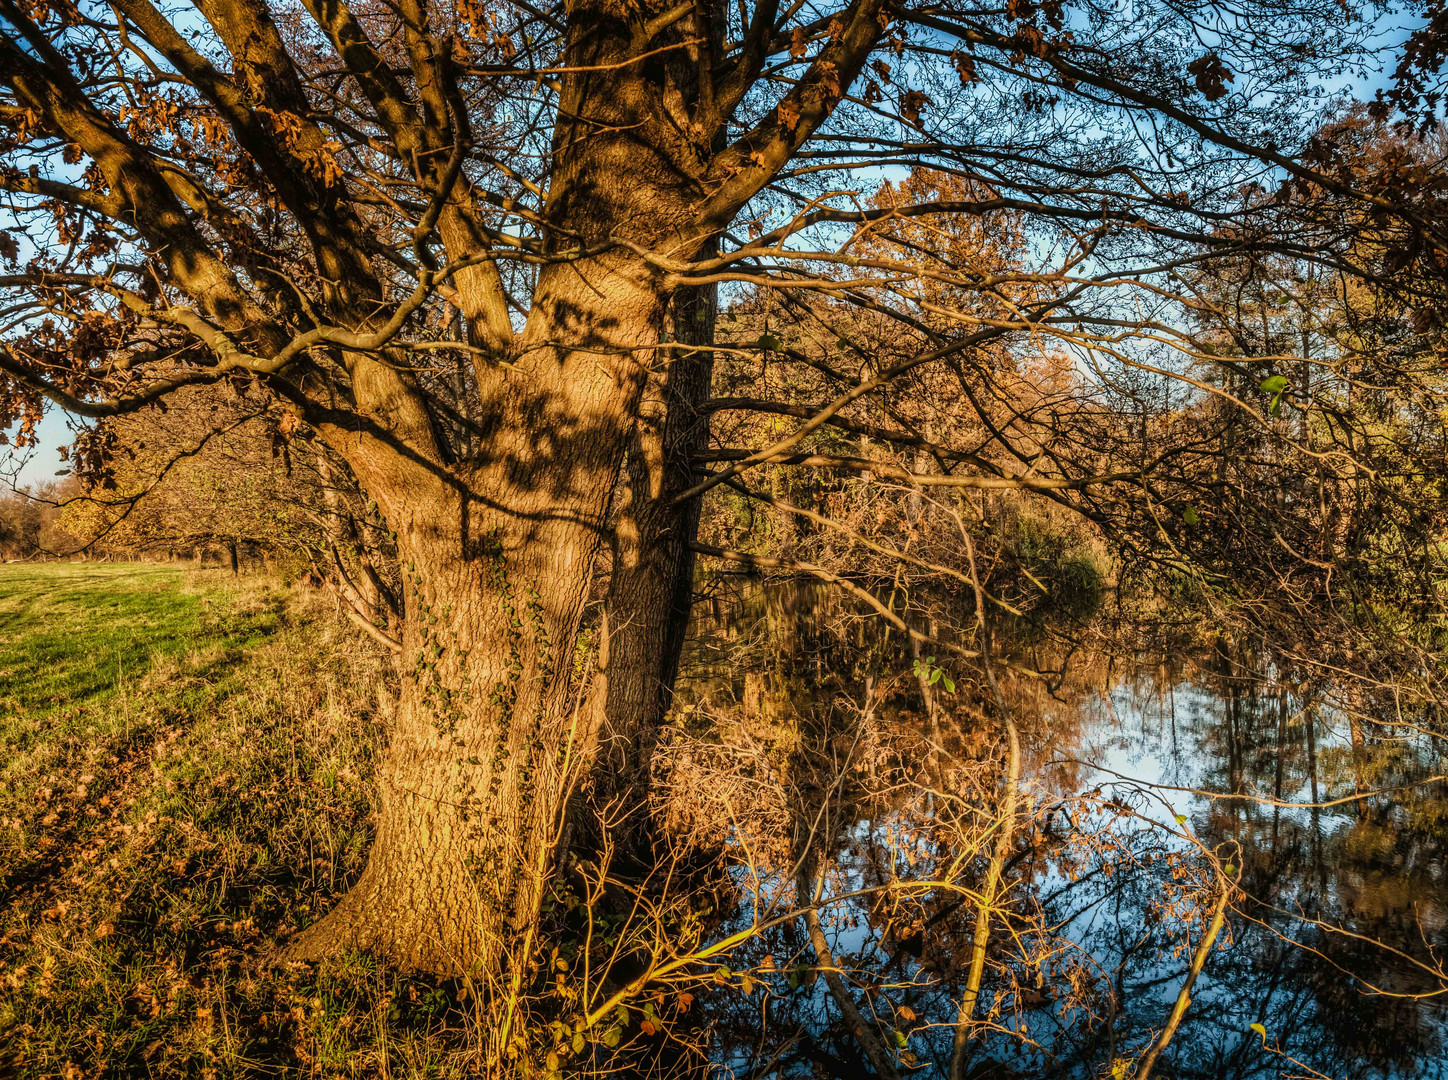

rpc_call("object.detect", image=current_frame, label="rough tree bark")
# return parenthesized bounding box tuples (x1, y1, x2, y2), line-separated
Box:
(589, 276, 718, 811)
(582, 0, 728, 828)
(290, 260, 671, 975)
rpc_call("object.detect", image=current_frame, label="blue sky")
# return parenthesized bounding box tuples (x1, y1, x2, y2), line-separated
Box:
(5, 410, 75, 492)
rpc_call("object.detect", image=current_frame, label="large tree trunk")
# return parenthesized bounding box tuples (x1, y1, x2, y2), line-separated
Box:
(586, 0, 726, 799)
(293, 550, 590, 975)
(291, 261, 669, 976)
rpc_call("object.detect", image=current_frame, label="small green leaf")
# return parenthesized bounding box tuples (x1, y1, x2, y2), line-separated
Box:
(756, 333, 782, 351)
(893, 1030, 909, 1047)
(943, 678, 956, 694)
(572, 1032, 585, 1054)
(930, 668, 942, 684)
(1182, 506, 1200, 525)
(1174, 813, 1188, 825)
(1224, 862, 1238, 876)
(1258, 374, 1287, 394)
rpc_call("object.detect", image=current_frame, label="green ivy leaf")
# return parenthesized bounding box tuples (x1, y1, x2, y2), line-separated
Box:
(1182, 506, 1200, 525)
(756, 333, 782, 351)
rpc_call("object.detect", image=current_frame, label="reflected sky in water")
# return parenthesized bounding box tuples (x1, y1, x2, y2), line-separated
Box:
(1062, 672, 1448, 1080)
(679, 589, 1448, 1079)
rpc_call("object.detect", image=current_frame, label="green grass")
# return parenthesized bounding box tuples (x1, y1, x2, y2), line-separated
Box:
(0, 564, 223, 703)
(0, 564, 277, 761)
(0, 564, 480, 1078)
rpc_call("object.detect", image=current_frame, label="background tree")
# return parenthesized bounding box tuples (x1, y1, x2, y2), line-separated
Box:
(0, 479, 72, 558)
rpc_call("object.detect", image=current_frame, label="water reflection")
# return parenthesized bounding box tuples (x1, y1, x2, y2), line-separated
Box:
(666, 583, 1448, 1079)
(1079, 668, 1448, 1080)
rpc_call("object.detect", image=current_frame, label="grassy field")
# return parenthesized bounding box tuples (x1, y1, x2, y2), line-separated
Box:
(0, 564, 477, 1077)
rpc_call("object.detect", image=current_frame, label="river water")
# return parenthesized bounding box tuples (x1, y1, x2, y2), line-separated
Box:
(670, 587, 1448, 1079)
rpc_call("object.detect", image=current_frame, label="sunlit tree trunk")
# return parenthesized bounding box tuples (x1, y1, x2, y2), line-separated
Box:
(292, 261, 667, 974)
(1, 0, 887, 983)
(575, 0, 726, 816)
